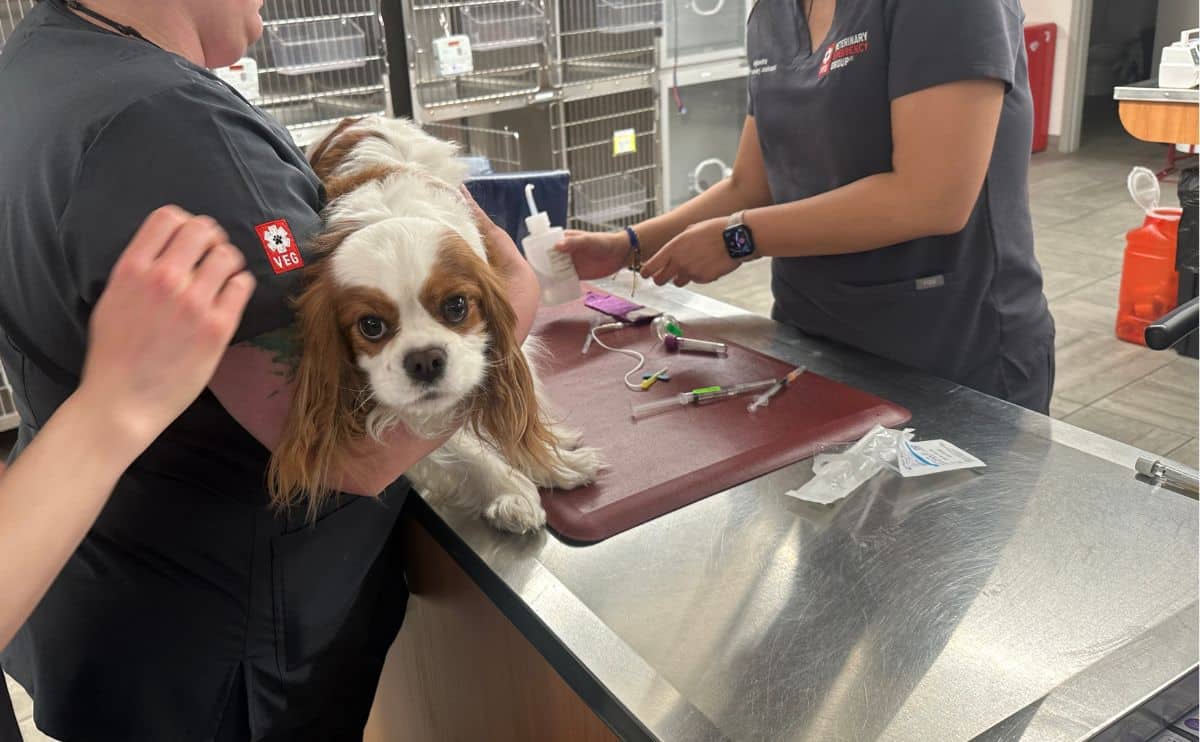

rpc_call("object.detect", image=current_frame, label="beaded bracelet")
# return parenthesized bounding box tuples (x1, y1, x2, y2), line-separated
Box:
(623, 226, 642, 296)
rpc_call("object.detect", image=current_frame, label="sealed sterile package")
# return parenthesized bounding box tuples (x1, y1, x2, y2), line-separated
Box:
(786, 426, 987, 506)
(896, 438, 986, 477)
(786, 426, 912, 506)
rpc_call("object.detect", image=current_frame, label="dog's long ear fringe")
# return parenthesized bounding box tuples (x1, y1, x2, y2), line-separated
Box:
(467, 236, 563, 477)
(267, 232, 371, 521)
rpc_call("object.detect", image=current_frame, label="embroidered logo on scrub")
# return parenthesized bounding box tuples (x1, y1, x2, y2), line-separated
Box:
(750, 58, 777, 76)
(818, 31, 869, 78)
(256, 218, 304, 274)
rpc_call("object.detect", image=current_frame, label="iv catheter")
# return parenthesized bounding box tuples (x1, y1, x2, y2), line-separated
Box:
(631, 379, 776, 420)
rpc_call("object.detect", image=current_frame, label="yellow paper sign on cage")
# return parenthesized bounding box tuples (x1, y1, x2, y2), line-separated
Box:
(612, 128, 637, 156)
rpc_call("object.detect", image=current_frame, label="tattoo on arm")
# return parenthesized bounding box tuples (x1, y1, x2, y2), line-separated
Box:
(244, 323, 301, 383)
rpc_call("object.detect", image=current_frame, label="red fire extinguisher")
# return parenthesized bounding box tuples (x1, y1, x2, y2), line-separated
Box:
(1025, 23, 1056, 154)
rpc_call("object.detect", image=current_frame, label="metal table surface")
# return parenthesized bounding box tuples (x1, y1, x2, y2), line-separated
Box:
(411, 281, 1199, 742)
(1113, 79, 1200, 104)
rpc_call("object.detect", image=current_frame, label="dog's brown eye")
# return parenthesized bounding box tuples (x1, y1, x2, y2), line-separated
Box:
(441, 296, 468, 324)
(358, 316, 387, 341)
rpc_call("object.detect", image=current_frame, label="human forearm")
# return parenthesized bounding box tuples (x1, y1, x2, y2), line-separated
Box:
(503, 249, 540, 342)
(634, 175, 772, 257)
(746, 169, 969, 259)
(632, 115, 773, 258)
(0, 392, 147, 646)
(747, 80, 1003, 259)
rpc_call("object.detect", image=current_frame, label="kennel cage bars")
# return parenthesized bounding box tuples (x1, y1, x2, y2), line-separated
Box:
(399, 0, 664, 229)
(0, 1, 391, 149)
(401, 0, 660, 122)
(555, 88, 659, 230)
(413, 84, 660, 230)
(251, 0, 392, 148)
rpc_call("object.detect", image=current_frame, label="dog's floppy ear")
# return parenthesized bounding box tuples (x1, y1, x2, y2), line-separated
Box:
(267, 236, 369, 518)
(467, 235, 561, 476)
(307, 116, 367, 182)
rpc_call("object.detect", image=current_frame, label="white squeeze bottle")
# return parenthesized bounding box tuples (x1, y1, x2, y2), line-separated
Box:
(521, 183, 580, 305)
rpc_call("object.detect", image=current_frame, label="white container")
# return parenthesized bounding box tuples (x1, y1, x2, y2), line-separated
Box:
(596, 0, 663, 34)
(460, 0, 547, 51)
(267, 19, 367, 75)
(521, 184, 580, 305)
(1159, 29, 1200, 89)
(572, 173, 646, 225)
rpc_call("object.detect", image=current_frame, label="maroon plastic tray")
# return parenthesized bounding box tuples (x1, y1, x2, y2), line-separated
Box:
(535, 293, 911, 543)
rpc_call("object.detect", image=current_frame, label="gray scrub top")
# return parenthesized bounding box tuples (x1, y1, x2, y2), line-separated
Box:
(747, 0, 1055, 411)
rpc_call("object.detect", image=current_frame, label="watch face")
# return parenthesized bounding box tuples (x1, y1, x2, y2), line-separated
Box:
(724, 224, 755, 259)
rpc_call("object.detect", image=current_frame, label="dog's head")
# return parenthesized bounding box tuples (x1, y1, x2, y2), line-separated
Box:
(268, 118, 551, 514)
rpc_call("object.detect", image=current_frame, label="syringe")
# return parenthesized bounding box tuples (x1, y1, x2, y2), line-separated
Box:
(747, 365, 807, 413)
(631, 379, 776, 420)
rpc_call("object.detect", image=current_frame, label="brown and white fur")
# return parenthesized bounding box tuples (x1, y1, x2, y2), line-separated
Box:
(267, 116, 601, 533)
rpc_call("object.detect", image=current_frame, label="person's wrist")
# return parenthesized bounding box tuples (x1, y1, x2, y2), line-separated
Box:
(619, 227, 642, 271)
(69, 381, 161, 461)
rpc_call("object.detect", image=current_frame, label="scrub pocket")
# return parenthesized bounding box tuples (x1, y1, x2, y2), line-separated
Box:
(271, 495, 402, 671)
(807, 272, 997, 379)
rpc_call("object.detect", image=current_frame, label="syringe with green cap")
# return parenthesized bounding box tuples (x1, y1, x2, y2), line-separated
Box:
(630, 379, 776, 420)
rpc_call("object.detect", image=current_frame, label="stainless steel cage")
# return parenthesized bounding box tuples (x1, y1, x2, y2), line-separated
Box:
(555, 87, 659, 229)
(403, 0, 555, 122)
(556, 0, 659, 94)
(253, 0, 391, 148)
(403, 0, 663, 121)
(420, 85, 659, 229)
(423, 120, 524, 173)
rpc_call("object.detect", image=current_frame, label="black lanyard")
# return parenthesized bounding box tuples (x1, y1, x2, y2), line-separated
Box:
(64, 0, 159, 48)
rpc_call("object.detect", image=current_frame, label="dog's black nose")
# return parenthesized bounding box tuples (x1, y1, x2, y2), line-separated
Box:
(404, 347, 447, 384)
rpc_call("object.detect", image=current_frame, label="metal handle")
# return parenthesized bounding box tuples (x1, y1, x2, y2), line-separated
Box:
(1144, 297, 1199, 350)
(1136, 456, 1200, 495)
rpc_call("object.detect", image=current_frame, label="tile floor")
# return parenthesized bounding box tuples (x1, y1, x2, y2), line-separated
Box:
(4, 105, 1198, 741)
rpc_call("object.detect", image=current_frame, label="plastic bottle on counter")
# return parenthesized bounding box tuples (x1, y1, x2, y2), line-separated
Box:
(521, 183, 580, 306)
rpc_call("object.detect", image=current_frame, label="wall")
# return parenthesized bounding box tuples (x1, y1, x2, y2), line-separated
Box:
(1020, 0, 1077, 137)
(1152, 0, 1199, 78)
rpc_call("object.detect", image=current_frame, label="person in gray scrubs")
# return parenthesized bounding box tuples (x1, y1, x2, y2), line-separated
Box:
(0, 1, 538, 739)
(560, 0, 1055, 413)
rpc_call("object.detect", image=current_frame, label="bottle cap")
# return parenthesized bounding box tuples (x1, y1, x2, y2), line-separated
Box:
(1128, 166, 1160, 215)
(524, 183, 551, 235)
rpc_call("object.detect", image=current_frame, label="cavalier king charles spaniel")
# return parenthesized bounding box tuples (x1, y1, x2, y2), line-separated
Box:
(267, 116, 600, 533)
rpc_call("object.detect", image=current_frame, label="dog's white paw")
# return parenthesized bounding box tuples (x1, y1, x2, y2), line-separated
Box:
(534, 445, 604, 491)
(483, 491, 547, 534)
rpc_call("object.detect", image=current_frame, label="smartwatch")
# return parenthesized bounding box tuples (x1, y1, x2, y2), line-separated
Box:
(723, 210, 757, 261)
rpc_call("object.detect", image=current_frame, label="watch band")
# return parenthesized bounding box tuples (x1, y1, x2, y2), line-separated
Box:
(724, 210, 758, 261)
